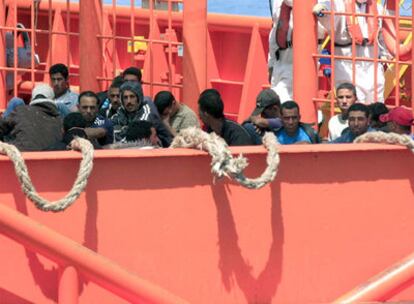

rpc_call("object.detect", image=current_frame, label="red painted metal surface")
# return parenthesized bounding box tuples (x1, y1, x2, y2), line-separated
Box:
(1, 1, 413, 120)
(182, 0, 207, 111)
(0, 201, 188, 304)
(79, 0, 102, 92)
(293, 0, 318, 123)
(333, 251, 414, 303)
(59, 266, 79, 304)
(1, 145, 414, 303)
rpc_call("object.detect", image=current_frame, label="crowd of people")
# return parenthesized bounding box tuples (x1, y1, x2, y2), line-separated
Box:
(0, 0, 413, 151)
(0, 62, 412, 152)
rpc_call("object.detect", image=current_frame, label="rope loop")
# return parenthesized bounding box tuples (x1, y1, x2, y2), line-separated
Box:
(171, 128, 280, 189)
(0, 137, 94, 212)
(354, 131, 414, 153)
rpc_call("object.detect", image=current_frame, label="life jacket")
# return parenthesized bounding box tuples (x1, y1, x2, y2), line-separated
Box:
(275, 2, 292, 49)
(345, 0, 379, 45)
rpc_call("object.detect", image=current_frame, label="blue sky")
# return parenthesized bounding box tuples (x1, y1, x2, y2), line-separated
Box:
(107, 0, 411, 17)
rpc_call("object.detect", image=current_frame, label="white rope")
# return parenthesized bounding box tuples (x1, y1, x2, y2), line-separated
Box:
(171, 127, 280, 189)
(354, 131, 414, 153)
(0, 137, 94, 212)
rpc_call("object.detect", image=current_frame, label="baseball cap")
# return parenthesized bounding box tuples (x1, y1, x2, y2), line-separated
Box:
(251, 89, 280, 116)
(379, 106, 414, 127)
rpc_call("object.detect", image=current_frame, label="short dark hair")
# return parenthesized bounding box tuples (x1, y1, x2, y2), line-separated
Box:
(110, 75, 124, 89)
(336, 82, 357, 97)
(63, 112, 87, 132)
(368, 102, 388, 122)
(126, 120, 154, 141)
(49, 63, 69, 79)
(123, 67, 142, 82)
(281, 100, 300, 112)
(348, 103, 370, 118)
(198, 89, 224, 119)
(154, 91, 175, 115)
(78, 91, 99, 105)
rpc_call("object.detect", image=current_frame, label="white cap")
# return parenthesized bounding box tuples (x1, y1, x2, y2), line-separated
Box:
(30, 83, 55, 106)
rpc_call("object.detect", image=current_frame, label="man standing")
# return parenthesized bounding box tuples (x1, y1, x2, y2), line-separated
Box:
(380, 106, 413, 136)
(0, 83, 62, 151)
(328, 83, 358, 141)
(78, 91, 114, 146)
(332, 103, 374, 143)
(198, 89, 253, 146)
(313, 0, 389, 103)
(269, 0, 326, 102)
(275, 100, 320, 144)
(111, 81, 172, 147)
(154, 91, 200, 136)
(49, 63, 79, 116)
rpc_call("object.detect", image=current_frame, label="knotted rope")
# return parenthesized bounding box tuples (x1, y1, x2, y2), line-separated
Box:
(171, 127, 279, 189)
(354, 131, 414, 153)
(0, 137, 94, 212)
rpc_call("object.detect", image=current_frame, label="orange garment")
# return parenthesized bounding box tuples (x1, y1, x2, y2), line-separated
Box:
(345, 0, 379, 45)
(275, 2, 292, 49)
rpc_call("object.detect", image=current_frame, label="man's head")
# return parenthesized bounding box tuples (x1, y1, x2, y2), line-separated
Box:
(281, 100, 301, 135)
(62, 112, 88, 143)
(63, 112, 87, 132)
(122, 67, 142, 83)
(78, 91, 100, 124)
(368, 102, 389, 129)
(336, 83, 357, 116)
(198, 89, 225, 126)
(120, 81, 144, 113)
(348, 103, 370, 136)
(108, 76, 124, 111)
(126, 120, 159, 146)
(49, 63, 70, 98)
(252, 89, 281, 118)
(380, 106, 413, 135)
(30, 83, 55, 106)
(154, 91, 178, 118)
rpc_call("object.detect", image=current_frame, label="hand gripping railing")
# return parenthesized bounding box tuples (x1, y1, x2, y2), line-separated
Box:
(333, 252, 414, 303)
(0, 203, 189, 304)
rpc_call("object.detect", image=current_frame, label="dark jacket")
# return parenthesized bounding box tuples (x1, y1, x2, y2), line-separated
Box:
(0, 102, 62, 151)
(111, 100, 172, 147)
(208, 119, 253, 146)
(300, 123, 321, 144)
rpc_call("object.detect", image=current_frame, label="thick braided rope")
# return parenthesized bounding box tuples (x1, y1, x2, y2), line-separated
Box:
(0, 137, 94, 212)
(354, 131, 414, 153)
(171, 127, 279, 189)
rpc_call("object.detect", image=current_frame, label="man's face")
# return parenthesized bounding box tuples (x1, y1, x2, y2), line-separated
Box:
(150, 127, 159, 146)
(50, 72, 69, 98)
(79, 96, 99, 123)
(198, 107, 209, 126)
(123, 74, 140, 83)
(122, 90, 140, 113)
(281, 107, 300, 134)
(162, 101, 178, 119)
(108, 87, 121, 111)
(263, 104, 281, 119)
(348, 110, 370, 136)
(336, 88, 356, 114)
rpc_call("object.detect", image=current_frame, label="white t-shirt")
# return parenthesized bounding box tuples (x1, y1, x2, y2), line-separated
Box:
(328, 114, 348, 141)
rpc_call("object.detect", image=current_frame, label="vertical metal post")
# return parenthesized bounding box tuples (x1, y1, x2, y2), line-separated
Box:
(79, 0, 103, 92)
(293, 0, 318, 123)
(412, 0, 414, 122)
(182, 0, 207, 110)
(0, 0, 6, 110)
(59, 266, 79, 304)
